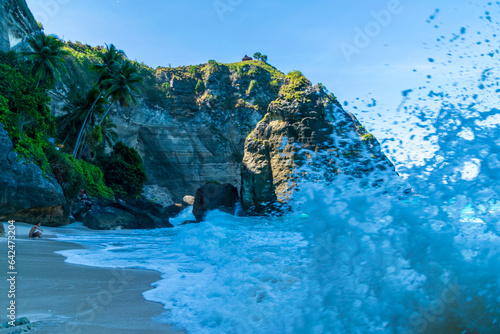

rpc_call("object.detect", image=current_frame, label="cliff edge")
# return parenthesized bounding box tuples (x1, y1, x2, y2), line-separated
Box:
(241, 71, 396, 213)
(0, 0, 39, 52)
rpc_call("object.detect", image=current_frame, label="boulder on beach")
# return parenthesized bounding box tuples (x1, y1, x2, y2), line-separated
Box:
(190, 183, 239, 222)
(75, 199, 174, 230)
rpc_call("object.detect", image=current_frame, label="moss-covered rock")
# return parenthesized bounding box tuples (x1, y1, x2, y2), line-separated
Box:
(241, 72, 396, 214)
(0, 122, 69, 226)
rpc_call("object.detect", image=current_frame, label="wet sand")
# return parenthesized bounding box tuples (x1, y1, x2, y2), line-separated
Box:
(0, 223, 184, 334)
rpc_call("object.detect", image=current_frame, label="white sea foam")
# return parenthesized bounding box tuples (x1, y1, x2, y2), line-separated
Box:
(55, 100, 500, 333)
(53, 14, 500, 332)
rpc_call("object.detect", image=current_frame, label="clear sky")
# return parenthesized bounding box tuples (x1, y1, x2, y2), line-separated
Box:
(25, 0, 499, 164)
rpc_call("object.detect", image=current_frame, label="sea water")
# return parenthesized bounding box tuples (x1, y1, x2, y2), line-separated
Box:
(54, 14, 500, 334)
(54, 98, 500, 333)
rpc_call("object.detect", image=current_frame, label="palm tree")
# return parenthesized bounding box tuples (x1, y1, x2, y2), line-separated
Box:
(97, 61, 142, 125)
(99, 116, 118, 148)
(22, 32, 69, 87)
(91, 44, 125, 86)
(72, 44, 126, 158)
(59, 87, 106, 156)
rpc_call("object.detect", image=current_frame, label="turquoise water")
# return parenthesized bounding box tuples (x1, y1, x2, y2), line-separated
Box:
(54, 164, 500, 333)
(54, 36, 500, 334)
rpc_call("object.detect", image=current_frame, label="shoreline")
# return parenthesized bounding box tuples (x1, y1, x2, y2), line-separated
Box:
(0, 223, 184, 334)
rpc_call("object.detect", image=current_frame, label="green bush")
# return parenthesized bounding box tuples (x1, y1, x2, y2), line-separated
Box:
(0, 95, 12, 130)
(188, 65, 198, 75)
(16, 135, 51, 173)
(44, 146, 82, 199)
(280, 70, 311, 101)
(71, 157, 114, 199)
(195, 79, 205, 94)
(100, 142, 147, 199)
(0, 52, 55, 172)
(41, 146, 112, 200)
(362, 133, 375, 141)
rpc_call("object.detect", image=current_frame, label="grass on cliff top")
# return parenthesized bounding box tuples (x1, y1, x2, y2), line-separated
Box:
(156, 64, 203, 80)
(226, 60, 285, 80)
(156, 60, 285, 82)
(280, 70, 311, 101)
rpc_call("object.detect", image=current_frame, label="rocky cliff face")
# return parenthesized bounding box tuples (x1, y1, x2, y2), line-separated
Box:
(117, 63, 285, 204)
(0, 123, 69, 226)
(53, 56, 284, 205)
(241, 72, 396, 213)
(51, 44, 397, 209)
(0, 0, 39, 52)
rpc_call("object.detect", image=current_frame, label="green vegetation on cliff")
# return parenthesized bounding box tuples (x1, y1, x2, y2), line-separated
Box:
(59, 41, 287, 119)
(154, 59, 284, 112)
(99, 142, 148, 199)
(23, 33, 70, 88)
(280, 70, 311, 101)
(0, 36, 148, 201)
(0, 51, 54, 172)
(69, 156, 114, 199)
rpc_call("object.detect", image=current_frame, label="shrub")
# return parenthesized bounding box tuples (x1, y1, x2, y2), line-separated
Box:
(161, 82, 172, 93)
(362, 133, 375, 141)
(195, 79, 205, 94)
(280, 70, 311, 101)
(188, 65, 198, 75)
(0, 53, 55, 174)
(44, 146, 82, 199)
(100, 142, 147, 199)
(15, 135, 51, 173)
(71, 157, 114, 199)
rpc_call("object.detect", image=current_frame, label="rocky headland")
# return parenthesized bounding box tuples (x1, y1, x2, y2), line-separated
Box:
(241, 71, 396, 213)
(0, 0, 398, 228)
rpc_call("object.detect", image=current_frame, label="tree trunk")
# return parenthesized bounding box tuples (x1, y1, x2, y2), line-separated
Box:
(97, 103, 114, 127)
(72, 92, 102, 158)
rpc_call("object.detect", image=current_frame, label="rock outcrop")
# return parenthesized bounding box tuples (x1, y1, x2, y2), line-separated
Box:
(50, 44, 395, 212)
(241, 72, 396, 214)
(73, 199, 174, 230)
(0, 0, 39, 52)
(184, 183, 239, 223)
(52, 54, 285, 204)
(0, 222, 5, 237)
(0, 123, 70, 226)
(114, 63, 283, 204)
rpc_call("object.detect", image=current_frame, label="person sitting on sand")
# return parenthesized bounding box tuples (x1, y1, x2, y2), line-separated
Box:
(29, 223, 43, 239)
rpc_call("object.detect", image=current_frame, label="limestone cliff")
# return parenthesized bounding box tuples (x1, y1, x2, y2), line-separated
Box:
(52, 50, 284, 204)
(0, 0, 39, 52)
(51, 44, 396, 209)
(241, 71, 396, 213)
(0, 123, 69, 226)
(118, 62, 284, 204)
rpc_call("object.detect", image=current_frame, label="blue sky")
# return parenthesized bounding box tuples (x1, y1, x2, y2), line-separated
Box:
(25, 0, 499, 163)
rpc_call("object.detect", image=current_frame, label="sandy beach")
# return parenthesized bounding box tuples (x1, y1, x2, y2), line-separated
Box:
(0, 223, 183, 334)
